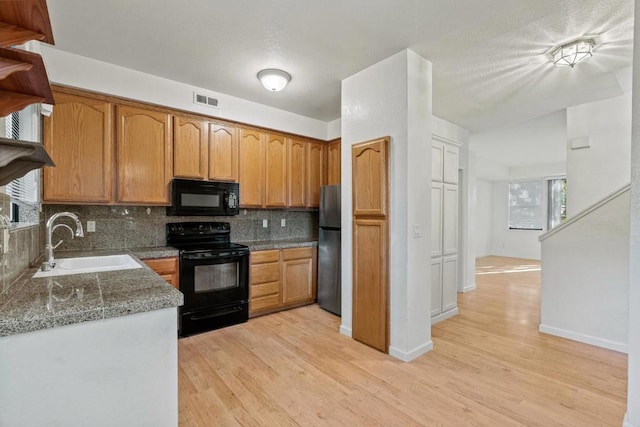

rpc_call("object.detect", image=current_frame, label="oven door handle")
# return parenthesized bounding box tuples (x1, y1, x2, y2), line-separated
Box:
(189, 306, 244, 321)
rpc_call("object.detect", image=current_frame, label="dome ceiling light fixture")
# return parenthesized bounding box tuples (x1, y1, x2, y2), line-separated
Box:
(552, 38, 595, 68)
(257, 68, 291, 92)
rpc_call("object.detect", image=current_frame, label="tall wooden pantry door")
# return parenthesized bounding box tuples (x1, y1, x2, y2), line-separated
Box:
(351, 137, 390, 353)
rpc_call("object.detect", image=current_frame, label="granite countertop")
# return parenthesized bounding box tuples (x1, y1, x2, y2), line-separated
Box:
(128, 246, 180, 259)
(0, 249, 183, 337)
(238, 239, 318, 251)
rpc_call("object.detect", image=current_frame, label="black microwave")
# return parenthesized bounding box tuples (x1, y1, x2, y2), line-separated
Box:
(167, 179, 240, 216)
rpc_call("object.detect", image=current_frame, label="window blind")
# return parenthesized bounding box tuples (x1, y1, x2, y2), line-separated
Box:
(508, 181, 543, 230)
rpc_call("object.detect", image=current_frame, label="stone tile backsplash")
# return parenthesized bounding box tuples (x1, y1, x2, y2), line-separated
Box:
(0, 193, 44, 290)
(44, 205, 319, 251)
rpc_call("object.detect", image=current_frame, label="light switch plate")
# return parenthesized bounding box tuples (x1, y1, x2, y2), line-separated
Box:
(3, 229, 8, 253)
(281, 218, 286, 227)
(262, 219, 268, 228)
(87, 221, 96, 233)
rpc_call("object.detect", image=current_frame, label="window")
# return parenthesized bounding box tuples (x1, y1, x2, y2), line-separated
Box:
(547, 178, 567, 230)
(508, 181, 543, 230)
(2, 105, 41, 224)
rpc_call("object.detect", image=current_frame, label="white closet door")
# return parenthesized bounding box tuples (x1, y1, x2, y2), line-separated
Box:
(443, 144, 459, 184)
(442, 255, 458, 312)
(431, 258, 443, 316)
(431, 142, 444, 182)
(442, 183, 458, 256)
(431, 182, 443, 257)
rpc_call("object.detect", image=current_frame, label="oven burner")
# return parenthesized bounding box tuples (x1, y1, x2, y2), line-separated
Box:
(167, 222, 250, 337)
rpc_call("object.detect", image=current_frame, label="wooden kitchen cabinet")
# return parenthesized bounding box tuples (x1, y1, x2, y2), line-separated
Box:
(173, 117, 239, 182)
(287, 137, 306, 207)
(173, 116, 208, 180)
(249, 250, 281, 315)
(43, 91, 114, 203)
(249, 246, 317, 317)
(265, 133, 288, 207)
(282, 247, 315, 304)
(239, 127, 265, 208)
(306, 141, 325, 207)
(143, 257, 179, 289)
(327, 138, 341, 185)
(116, 105, 172, 204)
(209, 122, 238, 182)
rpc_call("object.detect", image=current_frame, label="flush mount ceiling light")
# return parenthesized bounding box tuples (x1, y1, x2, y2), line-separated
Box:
(257, 68, 291, 92)
(552, 39, 595, 68)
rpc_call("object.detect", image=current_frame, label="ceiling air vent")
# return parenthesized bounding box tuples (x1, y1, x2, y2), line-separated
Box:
(193, 92, 219, 109)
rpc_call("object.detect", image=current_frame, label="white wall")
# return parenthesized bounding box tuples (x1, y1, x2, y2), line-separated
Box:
(539, 189, 629, 353)
(626, 4, 640, 425)
(566, 93, 632, 216)
(0, 308, 178, 427)
(41, 46, 331, 140)
(341, 49, 433, 362)
(475, 179, 493, 257)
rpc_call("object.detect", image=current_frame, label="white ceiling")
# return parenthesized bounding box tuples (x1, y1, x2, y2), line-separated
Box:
(46, 0, 634, 132)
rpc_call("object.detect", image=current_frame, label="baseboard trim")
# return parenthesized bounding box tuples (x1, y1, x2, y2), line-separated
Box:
(462, 283, 477, 293)
(539, 324, 628, 354)
(339, 325, 352, 337)
(389, 340, 433, 362)
(624, 413, 639, 427)
(431, 308, 458, 325)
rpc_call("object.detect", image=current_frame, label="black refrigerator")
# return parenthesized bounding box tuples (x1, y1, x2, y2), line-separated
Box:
(318, 184, 341, 316)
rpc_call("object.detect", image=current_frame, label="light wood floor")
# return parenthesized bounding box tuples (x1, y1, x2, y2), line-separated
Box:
(178, 256, 628, 426)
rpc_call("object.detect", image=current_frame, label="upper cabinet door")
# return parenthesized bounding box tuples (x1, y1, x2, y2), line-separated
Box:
(265, 133, 288, 207)
(43, 92, 114, 204)
(173, 116, 207, 180)
(431, 141, 444, 182)
(287, 137, 306, 208)
(352, 137, 389, 217)
(116, 105, 172, 205)
(442, 183, 458, 255)
(306, 141, 325, 208)
(239, 127, 265, 208)
(443, 144, 459, 184)
(209, 123, 238, 182)
(327, 139, 341, 185)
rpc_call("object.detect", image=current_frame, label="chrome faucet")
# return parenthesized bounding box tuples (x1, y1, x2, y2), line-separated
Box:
(42, 212, 84, 271)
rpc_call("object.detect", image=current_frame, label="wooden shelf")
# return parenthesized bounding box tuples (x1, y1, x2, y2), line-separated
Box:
(0, 56, 32, 79)
(0, 90, 45, 116)
(0, 22, 45, 47)
(0, 0, 54, 46)
(0, 46, 53, 115)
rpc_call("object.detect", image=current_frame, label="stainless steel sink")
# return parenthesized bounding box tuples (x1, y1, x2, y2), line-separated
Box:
(32, 254, 142, 278)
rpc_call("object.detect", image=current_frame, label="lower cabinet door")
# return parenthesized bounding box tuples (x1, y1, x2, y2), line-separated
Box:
(282, 258, 313, 304)
(442, 255, 458, 312)
(431, 258, 443, 316)
(352, 218, 388, 353)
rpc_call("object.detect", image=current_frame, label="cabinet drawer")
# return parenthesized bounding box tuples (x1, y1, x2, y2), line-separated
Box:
(250, 294, 281, 313)
(251, 250, 280, 264)
(250, 263, 280, 285)
(282, 247, 313, 261)
(143, 257, 178, 274)
(251, 281, 280, 298)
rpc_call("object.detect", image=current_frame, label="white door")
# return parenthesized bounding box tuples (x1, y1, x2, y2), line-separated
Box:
(431, 182, 443, 257)
(431, 142, 444, 182)
(442, 183, 458, 256)
(443, 144, 459, 184)
(442, 255, 458, 312)
(431, 258, 443, 316)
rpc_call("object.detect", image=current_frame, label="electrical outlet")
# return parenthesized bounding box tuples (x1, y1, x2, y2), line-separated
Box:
(281, 218, 286, 227)
(87, 221, 96, 233)
(413, 224, 421, 238)
(262, 219, 268, 228)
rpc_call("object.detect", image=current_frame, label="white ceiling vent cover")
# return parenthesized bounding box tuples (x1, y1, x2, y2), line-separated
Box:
(193, 92, 219, 109)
